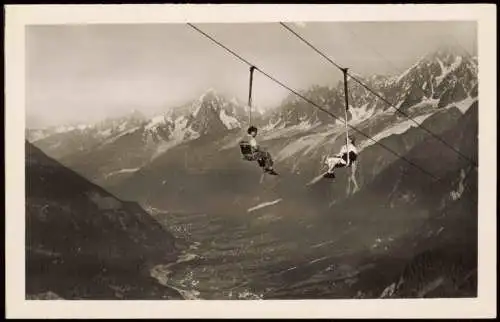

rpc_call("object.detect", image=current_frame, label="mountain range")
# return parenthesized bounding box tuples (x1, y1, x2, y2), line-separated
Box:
(25, 46, 479, 299)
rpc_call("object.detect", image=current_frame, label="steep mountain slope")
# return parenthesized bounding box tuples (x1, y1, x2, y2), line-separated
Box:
(25, 142, 182, 299)
(264, 103, 478, 299)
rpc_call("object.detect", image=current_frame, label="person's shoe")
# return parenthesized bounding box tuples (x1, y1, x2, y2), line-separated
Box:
(323, 171, 336, 179)
(265, 168, 279, 175)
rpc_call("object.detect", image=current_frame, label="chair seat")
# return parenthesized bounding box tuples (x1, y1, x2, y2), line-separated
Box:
(239, 141, 256, 161)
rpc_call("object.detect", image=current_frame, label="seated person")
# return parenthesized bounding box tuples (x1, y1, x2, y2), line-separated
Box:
(324, 137, 358, 178)
(240, 126, 278, 175)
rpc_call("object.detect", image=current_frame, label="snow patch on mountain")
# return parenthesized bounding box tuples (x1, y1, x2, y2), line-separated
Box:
(101, 126, 142, 146)
(219, 109, 241, 130)
(408, 97, 440, 113)
(153, 139, 185, 159)
(117, 121, 129, 132)
(448, 96, 477, 114)
(262, 117, 286, 132)
(145, 115, 168, 130)
(450, 168, 467, 201)
(98, 128, 113, 137)
(247, 198, 283, 212)
(436, 57, 446, 79)
(56, 125, 78, 133)
(29, 123, 89, 140)
(105, 168, 140, 179)
(360, 112, 435, 150)
(150, 116, 200, 159)
(27, 130, 54, 143)
(350, 103, 377, 124)
(77, 124, 91, 130)
(275, 127, 342, 162)
(261, 120, 321, 141)
(173, 116, 189, 136)
(193, 88, 218, 116)
(275, 135, 321, 162)
(192, 100, 203, 118)
(436, 56, 463, 86)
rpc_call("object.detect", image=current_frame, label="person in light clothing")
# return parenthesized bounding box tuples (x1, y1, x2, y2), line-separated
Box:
(324, 137, 358, 179)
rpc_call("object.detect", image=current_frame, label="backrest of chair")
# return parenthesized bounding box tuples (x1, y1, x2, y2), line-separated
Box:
(239, 141, 255, 160)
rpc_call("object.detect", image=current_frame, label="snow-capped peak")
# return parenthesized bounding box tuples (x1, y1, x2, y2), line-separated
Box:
(395, 56, 425, 83)
(219, 109, 241, 130)
(192, 88, 223, 117)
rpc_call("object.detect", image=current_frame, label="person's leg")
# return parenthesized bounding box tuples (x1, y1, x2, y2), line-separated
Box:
(263, 151, 274, 168)
(258, 149, 278, 174)
(254, 150, 272, 169)
(326, 156, 344, 172)
(347, 161, 359, 194)
(253, 151, 266, 167)
(351, 161, 359, 192)
(348, 151, 358, 167)
(324, 157, 338, 178)
(325, 157, 335, 172)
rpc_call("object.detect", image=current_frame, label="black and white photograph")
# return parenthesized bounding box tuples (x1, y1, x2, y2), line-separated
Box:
(5, 4, 497, 319)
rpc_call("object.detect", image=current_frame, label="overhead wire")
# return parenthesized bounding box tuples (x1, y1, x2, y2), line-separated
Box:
(278, 22, 478, 168)
(187, 22, 439, 181)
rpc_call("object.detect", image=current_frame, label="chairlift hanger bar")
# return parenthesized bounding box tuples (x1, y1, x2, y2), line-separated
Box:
(248, 66, 256, 126)
(342, 68, 350, 167)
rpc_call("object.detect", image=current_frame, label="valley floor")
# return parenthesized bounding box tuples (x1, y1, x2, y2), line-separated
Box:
(148, 209, 477, 300)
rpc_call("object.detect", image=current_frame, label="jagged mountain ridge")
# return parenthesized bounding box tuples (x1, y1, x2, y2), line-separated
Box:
(29, 48, 477, 156)
(142, 89, 253, 143)
(28, 89, 257, 186)
(27, 48, 477, 195)
(26, 142, 182, 299)
(266, 48, 477, 129)
(26, 110, 148, 159)
(28, 89, 253, 159)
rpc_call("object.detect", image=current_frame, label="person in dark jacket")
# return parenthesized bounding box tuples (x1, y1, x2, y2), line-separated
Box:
(242, 125, 278, 175)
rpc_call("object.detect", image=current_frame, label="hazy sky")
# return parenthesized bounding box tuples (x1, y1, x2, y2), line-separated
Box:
(26, 21, 477, 128)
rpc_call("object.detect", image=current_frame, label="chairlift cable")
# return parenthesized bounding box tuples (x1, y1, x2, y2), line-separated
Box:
(187, 23, 439, 181)
(278, 22, 478, 168)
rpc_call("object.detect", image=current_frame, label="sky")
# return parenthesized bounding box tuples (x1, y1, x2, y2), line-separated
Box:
(26, 21, 477, 128)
